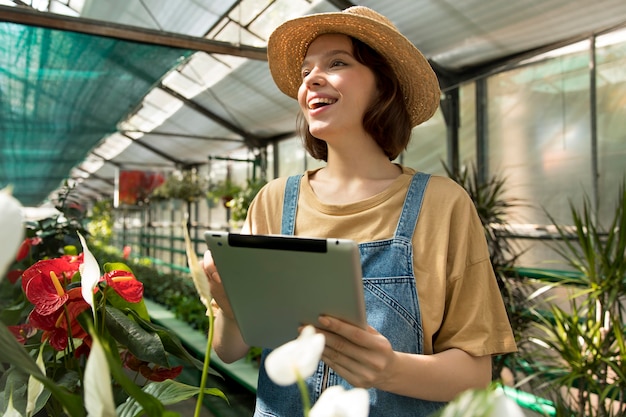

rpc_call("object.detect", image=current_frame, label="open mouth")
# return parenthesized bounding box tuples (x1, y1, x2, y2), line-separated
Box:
(308, 97, 337, 109)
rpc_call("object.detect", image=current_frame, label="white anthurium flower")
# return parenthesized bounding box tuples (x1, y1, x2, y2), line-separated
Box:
(265, 325, 325, 386)
(309, 386, 370, 417)
(25, 346, 46, 417)
(488, 389, 525, 417)
(78, 232, 100, 320)
(3, 391, 23, 417)
(439, 387, 525, 417)
(182, 218, 212, 311)
(0, 186, 24, 279)
(84, 334, 116, 417)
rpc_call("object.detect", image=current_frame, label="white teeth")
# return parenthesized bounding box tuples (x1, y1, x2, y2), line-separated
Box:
(308, 97, 337, 109)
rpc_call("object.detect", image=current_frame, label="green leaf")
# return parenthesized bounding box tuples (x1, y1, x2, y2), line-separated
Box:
(106, 289, 151, 322)
(116, 380, 227, 417)
(125, 309, 206, 371)
(103, 262, 134, 274)
(96, 332, 168, 417)
(104, 306, 170, 367)
(0, 324, 85, 417)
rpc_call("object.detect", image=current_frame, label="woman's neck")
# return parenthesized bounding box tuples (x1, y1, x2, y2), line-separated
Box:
(309, 146, 402, 204)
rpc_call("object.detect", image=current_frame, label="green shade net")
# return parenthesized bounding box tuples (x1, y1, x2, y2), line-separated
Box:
(0, 22, 193, 206)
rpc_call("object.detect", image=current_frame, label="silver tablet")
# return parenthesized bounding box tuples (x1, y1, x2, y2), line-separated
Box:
(204, 231, 366, 348)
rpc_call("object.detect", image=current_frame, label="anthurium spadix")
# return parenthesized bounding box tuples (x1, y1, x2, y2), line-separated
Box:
(309, 386, 370, 417)
(0, 186, 23, 279)
(77, 232, 100, 320)
(265, 325, 325, 386)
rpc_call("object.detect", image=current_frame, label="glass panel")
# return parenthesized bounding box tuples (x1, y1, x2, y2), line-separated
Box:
(596, 28, 626, 223)
(403, 109, 447, 175)
(459, 83, 477, 169)
(278, 137, 306, 177)
(487, 48, 592, 227)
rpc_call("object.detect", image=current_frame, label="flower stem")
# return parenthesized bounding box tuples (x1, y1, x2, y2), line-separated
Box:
(194, 308, 215, 417)
(296, 372, 311, 417)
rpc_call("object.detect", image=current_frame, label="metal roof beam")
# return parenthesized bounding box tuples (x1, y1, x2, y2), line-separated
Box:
(159, 84, 263, 148)
(0, 5, 268, 61)
(120, 130, 245, 144)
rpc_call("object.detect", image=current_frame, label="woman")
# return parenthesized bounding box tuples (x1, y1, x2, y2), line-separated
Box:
(203, 6, 517, 416)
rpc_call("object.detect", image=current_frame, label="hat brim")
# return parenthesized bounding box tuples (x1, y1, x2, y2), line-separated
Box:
(267, 10, 440, 127)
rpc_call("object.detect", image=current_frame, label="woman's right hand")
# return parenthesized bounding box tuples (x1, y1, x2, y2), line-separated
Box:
(202, 250, 235, 320)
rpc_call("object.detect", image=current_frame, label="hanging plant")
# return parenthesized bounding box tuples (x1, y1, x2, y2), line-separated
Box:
(229, 178, 267, 222)
(206, 179, 242, 208)
(150, 170, 206, 203)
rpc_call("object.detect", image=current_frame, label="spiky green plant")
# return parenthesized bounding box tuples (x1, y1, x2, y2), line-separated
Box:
(524, 181, 626, 416)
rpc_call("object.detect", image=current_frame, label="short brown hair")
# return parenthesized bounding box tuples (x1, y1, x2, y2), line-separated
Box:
(298, 37, 413, 161)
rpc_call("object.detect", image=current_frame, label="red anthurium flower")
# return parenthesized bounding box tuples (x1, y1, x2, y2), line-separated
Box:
(140, 364, 183, 382)
(74, 335, 92, 359)
(15, 237, 43, 261)
(122, 350, 183, 382)
(104, 270, 144, 303)
(15, 239, 31, 262)
(28, 287, 90, 351)
(8, 323, 37, 344)
(22, 256, 83, 315)
(6, 269, 23, 284)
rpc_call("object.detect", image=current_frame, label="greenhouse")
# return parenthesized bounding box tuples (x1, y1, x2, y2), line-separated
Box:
(1, 1, 625, 416)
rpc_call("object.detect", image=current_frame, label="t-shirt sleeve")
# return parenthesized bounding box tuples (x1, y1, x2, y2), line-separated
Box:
(431, 187, 517, 357)
(435, 258, 518, 356)
(243, 177, 286, 235)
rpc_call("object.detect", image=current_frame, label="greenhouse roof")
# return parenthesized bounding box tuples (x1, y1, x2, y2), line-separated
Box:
(1, 0, 625, 206)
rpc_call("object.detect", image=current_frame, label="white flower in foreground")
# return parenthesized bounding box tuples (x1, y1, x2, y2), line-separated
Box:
(26, 346, 46, 417)
(489, 389, 525, 417)
(0, 187, 23, 279)
(78, 232, 101, 320)
(84, 334, 116, 417)
(309, 386, 370, 417)
(265, 325, 325, 386)
(3, 391, 22, 417)
(439, 386, 525, 417)
(182, 218, 212, 311)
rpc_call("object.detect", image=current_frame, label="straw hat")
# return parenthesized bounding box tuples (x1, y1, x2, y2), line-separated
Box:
(267, 6, 440, 127)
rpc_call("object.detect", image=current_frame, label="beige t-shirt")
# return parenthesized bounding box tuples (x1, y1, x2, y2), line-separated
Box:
(244, 166, 517, 357)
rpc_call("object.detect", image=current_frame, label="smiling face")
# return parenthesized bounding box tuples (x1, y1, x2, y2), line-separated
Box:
(297, 34, 378, 143)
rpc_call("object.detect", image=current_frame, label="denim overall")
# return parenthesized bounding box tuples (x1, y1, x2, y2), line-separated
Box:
(254, 172, 446, 417)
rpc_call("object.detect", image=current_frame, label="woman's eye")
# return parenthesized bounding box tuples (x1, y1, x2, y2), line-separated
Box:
(301, 69, 311, 78)
(330, 60, 345, 68)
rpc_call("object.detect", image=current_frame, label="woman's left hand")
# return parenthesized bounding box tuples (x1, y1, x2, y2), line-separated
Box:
(315, 315, 396, 389)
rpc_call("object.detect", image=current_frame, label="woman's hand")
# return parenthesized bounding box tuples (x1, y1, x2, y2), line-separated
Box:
(202, 250, 235, 319)
(315, 315, 397, 389)
(316, 316, 492, 402)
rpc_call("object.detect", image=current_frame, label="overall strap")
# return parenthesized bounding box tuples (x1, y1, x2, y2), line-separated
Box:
(281, 175, 302, 235)
(395, 172, 431, 240)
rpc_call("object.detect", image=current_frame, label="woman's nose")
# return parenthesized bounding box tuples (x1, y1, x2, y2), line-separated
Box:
(304, 67, 325, 88)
